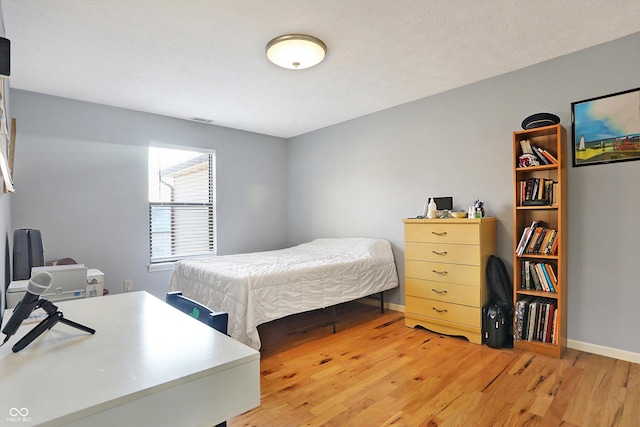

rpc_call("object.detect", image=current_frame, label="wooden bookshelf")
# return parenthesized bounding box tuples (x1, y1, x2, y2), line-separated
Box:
(513, 124, 567, 358)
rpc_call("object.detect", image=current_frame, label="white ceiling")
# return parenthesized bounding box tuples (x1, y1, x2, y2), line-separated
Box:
(3, 1, 640, 139)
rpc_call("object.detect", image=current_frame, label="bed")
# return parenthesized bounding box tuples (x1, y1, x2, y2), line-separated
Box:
(169, 238, 398, 349)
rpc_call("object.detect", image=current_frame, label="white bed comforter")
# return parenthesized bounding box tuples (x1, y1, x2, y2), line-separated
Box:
(169, 238, 398, 349)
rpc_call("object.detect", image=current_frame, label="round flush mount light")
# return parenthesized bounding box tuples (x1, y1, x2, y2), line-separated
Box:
(265, 34, 327, 70)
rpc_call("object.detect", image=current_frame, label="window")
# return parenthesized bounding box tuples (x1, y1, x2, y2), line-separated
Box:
(148, 146, 216, 264)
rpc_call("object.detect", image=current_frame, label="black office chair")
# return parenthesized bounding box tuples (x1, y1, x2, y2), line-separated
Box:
(165, 291, 229, 335)
(166, 291, 230, 427)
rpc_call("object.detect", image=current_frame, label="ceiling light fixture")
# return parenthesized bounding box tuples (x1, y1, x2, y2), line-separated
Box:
(265, 34, 327, 70)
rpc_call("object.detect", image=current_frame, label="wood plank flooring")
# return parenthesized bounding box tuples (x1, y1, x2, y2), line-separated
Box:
(230, 302, 639, 427)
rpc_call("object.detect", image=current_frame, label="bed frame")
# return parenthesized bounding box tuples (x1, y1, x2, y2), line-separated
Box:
(169, 238, 399, 349)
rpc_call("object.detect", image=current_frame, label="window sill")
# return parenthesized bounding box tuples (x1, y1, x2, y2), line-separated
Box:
(148, 262, 176, 273)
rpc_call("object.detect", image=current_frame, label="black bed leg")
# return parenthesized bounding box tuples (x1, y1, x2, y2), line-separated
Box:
(380, 291, 384, 313)
(332, 305, 336, 333)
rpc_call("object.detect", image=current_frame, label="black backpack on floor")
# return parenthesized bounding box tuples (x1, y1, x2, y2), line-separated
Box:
(483, 255, 514, 348)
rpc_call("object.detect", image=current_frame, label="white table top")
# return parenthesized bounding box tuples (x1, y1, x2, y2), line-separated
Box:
(0, 291, 260, 426)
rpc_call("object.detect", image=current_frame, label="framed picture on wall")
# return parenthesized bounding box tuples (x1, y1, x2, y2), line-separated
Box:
(0, 80, 14, 192)
(571, 87, 640, 167)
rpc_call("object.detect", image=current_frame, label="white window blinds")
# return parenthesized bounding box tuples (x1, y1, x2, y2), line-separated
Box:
(149, 146, 216, 263)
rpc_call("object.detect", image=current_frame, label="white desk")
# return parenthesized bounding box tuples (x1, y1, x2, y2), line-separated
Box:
(0, 291, 260, 426)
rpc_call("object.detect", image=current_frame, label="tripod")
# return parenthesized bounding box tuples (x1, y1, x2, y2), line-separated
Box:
(12, 299, 96, 353)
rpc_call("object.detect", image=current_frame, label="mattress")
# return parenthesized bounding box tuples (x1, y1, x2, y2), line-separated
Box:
(169, 238, 398, 349)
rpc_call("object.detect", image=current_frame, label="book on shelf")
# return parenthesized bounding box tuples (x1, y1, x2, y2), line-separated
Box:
(545, 263, 558, 289)
(517, 141, 558, 168)
(538, 301, 548, 341)
(529, 263, 543, 290)
(545, 299, 557, 343)
(514, 297, 557, 343)
(520, 141, 557, 166)
(535, 262, 557, 292)
(542, 230, 557, 254)
(536, 226, 549, 252)
(552, 310, 558, 344)
(520, 178, 556, 206)
(534, 229, 552, 253)
(531, 145, 550, 165)
(526, 227, 545, 254)
(520, 261, 558, 293)
(541, 264, 556, 292)
(529, 299, 539, 341)
(537, 179, 544, 199)
(516, 227, 529, 256)
(524, 178, 533, 200)
(514, 297, 529, 340)
(523, 260, 530, 289)
(539, 148, 558, 165)
(549, 234, 559, 255)
(516, 222, 557, 256)
(538, 230, 553, 254)
(516, 221, 538, 256)
(516, 221, 539, 256)
(544, 303, 556, 342)
(519, 139, 533, 155)
(545, 180, 554, 204)
(534, 263, 549, 291)
(528, 300, 543, 341)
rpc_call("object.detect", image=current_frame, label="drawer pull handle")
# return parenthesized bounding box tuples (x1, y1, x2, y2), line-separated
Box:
(431, 269, 448, 275)
(432, 250, 447, 256)
(432, 307, 448, 313)
(431, 231, 447, 236)
(431, 289, 447, 295)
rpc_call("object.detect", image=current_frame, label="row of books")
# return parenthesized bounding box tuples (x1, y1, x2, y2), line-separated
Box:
(514, 297, 558, 343)
(520, 261, 558, 292)
(516, 221, 558, 256)
(519, 178, 558, 206)
(519, 139, 558, 165)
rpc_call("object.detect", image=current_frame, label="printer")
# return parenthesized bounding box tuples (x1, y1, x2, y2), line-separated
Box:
(6, 264, 104, 309)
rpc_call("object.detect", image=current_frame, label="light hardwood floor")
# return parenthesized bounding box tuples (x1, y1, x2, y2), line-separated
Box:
(230, 302, 639, 427)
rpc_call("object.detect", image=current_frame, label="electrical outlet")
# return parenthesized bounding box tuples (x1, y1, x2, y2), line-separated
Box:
(124, 280, 133, 292)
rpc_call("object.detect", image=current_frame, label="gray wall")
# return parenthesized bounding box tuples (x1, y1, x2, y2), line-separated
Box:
(288, 32, 640, 354)
(10, 91, 288, 298)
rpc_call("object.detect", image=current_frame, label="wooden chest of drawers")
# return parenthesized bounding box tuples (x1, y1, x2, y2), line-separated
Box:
(403, 218, 496, 344)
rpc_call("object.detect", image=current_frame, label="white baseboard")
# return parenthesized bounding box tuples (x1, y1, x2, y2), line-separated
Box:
(358, 298, 639, 364)
(567, 339, 640, 364)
